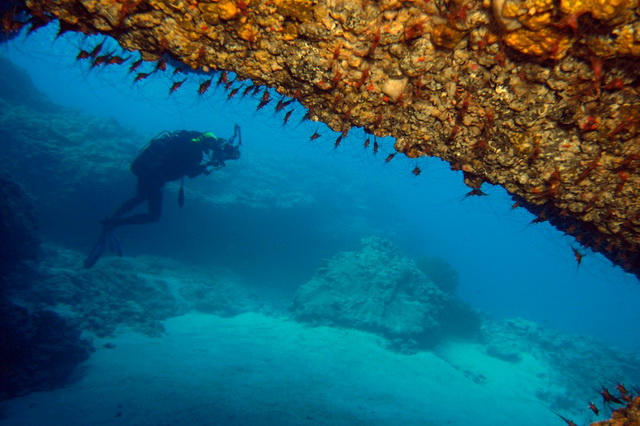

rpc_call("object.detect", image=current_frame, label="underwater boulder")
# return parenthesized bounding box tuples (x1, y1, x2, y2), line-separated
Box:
(292, 237, 455, 346)
(0, 296, 93, 401)
(0, 171, 40, 279)
(415, 255, 459, 295)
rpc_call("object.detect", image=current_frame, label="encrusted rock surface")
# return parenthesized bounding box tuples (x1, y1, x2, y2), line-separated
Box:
(10, 0, 640, 276)
(593, 395, 640, 425)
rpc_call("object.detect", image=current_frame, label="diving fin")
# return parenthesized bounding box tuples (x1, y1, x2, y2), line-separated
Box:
(178, 177, 184, 207)
(178, 186, 184, 207)
(84, 232, 107, 269)
(84, 218, 122, 269)
(108, 230, 123, 257)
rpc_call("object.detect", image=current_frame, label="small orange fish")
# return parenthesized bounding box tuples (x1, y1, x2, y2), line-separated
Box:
(572, 247, 584, 266)
(198, 78, 212, 95)
(134, 72, 150, 83)
(169, 79, 186, 94)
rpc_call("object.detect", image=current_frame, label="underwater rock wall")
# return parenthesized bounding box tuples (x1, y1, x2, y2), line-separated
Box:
(0, 298, 93, 401)
(0, 172, 40, 277)
(0, 58, 139, 197)
(0, 165, 91, 403)
(291, 236, 480, 348)
(12, 0, 640, 277)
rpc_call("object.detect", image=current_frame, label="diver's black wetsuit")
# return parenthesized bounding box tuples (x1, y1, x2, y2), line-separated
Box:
(84, 128, 241, 268)
(109, 177, 165, 227)
(109, 130, 215, 228)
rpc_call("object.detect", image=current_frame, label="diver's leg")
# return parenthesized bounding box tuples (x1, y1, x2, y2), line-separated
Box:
(108, 178, 162, 227)
(146, 187, 163, 222)
(109, 178, 148, 222)
(85, 179, 150, 267)
(110, 186, 163, 226)
(109, 196, 145, 222)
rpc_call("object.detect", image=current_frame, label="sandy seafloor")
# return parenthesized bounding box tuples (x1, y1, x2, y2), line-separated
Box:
(1, 310, 567, 426)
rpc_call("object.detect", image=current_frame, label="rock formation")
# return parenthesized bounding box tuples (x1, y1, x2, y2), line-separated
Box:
(0, 172, 40, 275)
(291, 236, 480, 348)
(0, 173, 92, 402)
(0, 299, 93, 401)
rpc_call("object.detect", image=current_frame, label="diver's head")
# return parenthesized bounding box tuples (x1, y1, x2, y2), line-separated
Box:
(194, 131, 240, 160)
(221, 140, 241, 161)
(193, 132, 218, 150)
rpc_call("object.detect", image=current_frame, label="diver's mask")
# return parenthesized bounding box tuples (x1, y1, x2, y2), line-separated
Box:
(222, 141, 241, 160)
(221, 124, 242, 160)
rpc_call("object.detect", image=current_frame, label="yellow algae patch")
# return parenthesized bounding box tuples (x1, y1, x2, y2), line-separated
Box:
(502, 0, 555, 30)
(560, 0, 638, 22)
(238, 22, 260, 42)
(431, 24, 466, 49)
(274, 0, 315, 22)
(199, 0, 240, 24)
(503, 27, 573, 59)
(493, 0, 640, 58)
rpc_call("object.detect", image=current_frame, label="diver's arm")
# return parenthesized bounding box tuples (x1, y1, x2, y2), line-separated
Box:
(186, 164, 207, 178)
(184, 147, 209, 178)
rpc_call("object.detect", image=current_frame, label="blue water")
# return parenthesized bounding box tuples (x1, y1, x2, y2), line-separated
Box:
(1, 24, 639, 425)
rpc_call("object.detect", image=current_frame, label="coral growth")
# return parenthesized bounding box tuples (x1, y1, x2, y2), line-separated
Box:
(494, 0, 640, 59)
(594, 394, 640, 425)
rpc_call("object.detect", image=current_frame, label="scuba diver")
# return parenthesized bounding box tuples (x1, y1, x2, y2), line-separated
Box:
(84, 126, 242, 269)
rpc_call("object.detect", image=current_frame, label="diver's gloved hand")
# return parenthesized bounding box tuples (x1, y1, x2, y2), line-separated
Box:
(201, 160, 223, 176)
